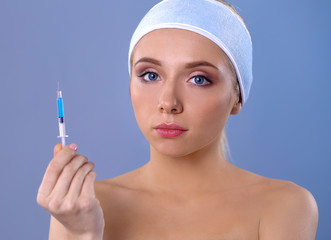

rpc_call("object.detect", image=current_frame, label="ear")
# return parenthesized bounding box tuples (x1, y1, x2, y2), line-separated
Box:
(230, 100, 242, 115)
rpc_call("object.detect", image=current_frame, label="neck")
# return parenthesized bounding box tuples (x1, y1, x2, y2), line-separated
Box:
(139, 139, 233, 197)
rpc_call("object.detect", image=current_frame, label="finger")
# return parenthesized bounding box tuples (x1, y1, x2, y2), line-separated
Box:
(38, 144, 78, 197)
(53, 143, 63, 157)
(50, 155, 89, 200)
(80, 170, 97, 198)
(67, 162, 95, 200)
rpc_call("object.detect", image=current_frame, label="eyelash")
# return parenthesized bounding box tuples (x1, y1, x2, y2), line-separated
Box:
(138, 71, 160, 82)
(188, 75, 212, 86)
(137, 71, 212, 86)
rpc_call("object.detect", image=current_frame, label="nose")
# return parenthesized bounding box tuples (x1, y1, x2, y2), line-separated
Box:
(157, 81, 183, 114)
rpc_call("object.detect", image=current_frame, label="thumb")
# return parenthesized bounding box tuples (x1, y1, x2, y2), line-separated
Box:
(53, 143, 63, 157)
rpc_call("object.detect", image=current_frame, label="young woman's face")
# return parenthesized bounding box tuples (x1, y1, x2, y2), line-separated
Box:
(130, 29, 241, 157)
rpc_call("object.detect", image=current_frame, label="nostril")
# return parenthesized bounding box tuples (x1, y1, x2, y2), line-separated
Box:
(171, 108, 178, 113)
(157, 96, 183, 114)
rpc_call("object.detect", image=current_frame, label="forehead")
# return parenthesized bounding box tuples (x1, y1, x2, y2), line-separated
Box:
(132, 28, 229, 65)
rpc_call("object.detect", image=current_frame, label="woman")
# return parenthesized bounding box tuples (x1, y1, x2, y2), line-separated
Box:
(37, 0, 318, 239)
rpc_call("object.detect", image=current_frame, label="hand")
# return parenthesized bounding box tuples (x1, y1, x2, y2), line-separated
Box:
(37, 143, 105, 239)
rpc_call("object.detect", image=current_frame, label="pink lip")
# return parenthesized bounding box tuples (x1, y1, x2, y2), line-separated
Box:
(154, 123, 188, 138)
(155, 123, 187, 138)
(155, 123, 187, 130)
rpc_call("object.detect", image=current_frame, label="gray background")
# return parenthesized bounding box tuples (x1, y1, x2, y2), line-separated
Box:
(1, 0, 330, 239)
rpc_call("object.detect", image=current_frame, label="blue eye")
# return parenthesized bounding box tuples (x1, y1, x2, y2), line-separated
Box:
(139, 72, 160, 82)
(189, 76, 211, 86)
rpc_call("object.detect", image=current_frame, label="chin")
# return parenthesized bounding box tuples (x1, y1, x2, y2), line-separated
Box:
(151, 139, 212, 159)
(150, 141, 192, 158)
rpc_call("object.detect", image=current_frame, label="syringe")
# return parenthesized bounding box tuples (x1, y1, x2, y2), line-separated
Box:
(57, 84, 68, 146)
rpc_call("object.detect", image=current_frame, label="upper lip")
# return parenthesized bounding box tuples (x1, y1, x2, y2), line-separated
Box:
(154, 123, 188, 131)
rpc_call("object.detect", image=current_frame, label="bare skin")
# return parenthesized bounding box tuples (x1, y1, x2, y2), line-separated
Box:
(38, 29, 318, 239)
(96, 166, 316, 239)
(97, 29, 318, 239)
(37, 144, 104, 240)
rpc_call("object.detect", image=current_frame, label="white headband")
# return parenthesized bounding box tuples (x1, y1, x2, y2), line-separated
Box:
(128, 0, 253, 104)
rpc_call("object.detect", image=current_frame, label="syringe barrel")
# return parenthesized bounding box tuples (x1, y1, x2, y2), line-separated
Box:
(57, 89, 68, 145)
(57, 97, 64, 118)
(58, 120, 66, 137)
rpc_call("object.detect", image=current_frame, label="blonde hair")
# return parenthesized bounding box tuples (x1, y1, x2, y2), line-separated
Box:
(216, 0, 246, 162)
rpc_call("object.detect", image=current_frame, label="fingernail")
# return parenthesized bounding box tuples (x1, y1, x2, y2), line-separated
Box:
(69, 143, 78, 151)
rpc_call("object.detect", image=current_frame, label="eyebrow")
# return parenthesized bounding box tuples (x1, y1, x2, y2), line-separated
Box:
(134, 57, 220, 71)
(185, 61, 219, 70)
(134, 57, 162, 67)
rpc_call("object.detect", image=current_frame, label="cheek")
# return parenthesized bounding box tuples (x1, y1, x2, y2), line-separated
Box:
(187, 88, 233, 136)
(130, 82, 156, 130)
(190, 87, 232, 117)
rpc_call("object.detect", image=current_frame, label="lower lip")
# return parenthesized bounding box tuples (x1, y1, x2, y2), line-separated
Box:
(155, 129, 187, 138)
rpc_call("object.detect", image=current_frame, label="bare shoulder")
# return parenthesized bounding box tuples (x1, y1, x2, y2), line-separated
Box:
(94, 170, 141, 200)
(258, 178, 319, 239)
(237, 167, 317, 207)
(233, 167, 318, 239)
(94, 171, 144, 239)
(259, 177, 318, 213)
(254, 176, 313, 199)
(94, 168, 147, 213)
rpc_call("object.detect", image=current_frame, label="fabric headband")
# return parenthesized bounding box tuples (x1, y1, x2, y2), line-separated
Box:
(128, 0, 253, 104)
